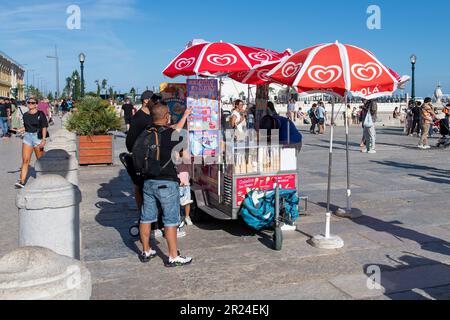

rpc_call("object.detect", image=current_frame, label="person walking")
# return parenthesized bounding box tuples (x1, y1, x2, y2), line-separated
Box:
(405, 102, 414, 136)
(411, 101, 422, 136)
(361, 99, 378, 154)
(15, 97, 48, 189)
(0, 98, 11, 138)
(287, 99, 296, 122)
(121, 98, 135, 134)
(308, 103, 318, 134)
(316, 102, 326, 134)
(138, 102, 193, 267)
(418, 97, 436, 150)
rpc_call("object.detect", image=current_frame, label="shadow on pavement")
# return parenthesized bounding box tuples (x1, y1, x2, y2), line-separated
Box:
(94, 169, 141, 256)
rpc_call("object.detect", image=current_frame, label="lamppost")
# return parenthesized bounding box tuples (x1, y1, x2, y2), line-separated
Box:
(47, 45, 60, 99)
(410, 54, 417, 102)
(73, 74, 78, 101)
(79, 53, 86, 98)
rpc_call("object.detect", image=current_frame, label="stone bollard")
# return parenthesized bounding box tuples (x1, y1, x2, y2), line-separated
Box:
(35, 149, 79, 186)
(0, 247, 91, 300)
(17, 175, 82, 260)
(46, 136, 78, 157)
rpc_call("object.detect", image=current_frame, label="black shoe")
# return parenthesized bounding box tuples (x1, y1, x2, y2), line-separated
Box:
(139, 250, 157, 263)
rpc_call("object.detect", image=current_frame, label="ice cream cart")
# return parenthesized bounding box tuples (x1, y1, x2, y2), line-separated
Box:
(186, 78, 301, 222)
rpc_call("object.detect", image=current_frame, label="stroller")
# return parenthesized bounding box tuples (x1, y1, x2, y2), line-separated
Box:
(436, 117, 450, 149)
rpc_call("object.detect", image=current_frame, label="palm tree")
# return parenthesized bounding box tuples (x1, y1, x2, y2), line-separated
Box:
(101, 79, 108, 97)
(64, 77, 72, 97)
(95, 80, 101, 97)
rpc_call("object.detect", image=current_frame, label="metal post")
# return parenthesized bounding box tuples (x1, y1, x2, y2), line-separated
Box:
(80, 61, 85, 98)
(411, 63, 415, 102)
(326, 97, 335, 213)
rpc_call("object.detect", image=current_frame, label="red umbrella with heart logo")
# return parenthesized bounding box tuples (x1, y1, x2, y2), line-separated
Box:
(229, 49, 293, 85)
(163, 41, 289, 79)
(267, 41, 408, 99)
(268, 42, 409, 248)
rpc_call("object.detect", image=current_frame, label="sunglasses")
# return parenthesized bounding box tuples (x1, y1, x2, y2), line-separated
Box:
(28, 101, 37, 105)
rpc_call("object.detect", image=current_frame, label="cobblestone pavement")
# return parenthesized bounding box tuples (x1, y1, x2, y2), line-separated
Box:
(2, 124, 450, 300)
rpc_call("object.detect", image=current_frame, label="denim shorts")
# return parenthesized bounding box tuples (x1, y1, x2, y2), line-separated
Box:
(23, 132, 42, 148)
(141, 180, 181, 227)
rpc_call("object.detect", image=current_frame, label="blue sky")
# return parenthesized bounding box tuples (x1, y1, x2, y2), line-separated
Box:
(1, 0, 449, 97)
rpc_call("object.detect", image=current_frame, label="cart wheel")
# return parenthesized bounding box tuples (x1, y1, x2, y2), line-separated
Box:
(129, 225, 140, 237)
(273, 227, 283, 251)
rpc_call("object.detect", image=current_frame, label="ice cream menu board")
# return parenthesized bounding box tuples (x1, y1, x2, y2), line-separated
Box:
(235, 174, 297, 206)
(187, 79, 220, 157)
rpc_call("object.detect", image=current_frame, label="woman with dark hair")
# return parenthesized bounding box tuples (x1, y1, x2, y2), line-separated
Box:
(15, 96, 48, 189)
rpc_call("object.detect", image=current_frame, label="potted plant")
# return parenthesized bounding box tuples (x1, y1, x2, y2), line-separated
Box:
(66, 96, 121, 165)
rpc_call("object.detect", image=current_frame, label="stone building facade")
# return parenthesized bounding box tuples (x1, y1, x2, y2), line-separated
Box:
(0, 50, 25, 100)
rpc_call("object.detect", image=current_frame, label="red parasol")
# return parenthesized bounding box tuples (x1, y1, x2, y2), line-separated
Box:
(163, 41, 289, 79)
(229, 50, 293, 85)
(267, 41, 409, 99)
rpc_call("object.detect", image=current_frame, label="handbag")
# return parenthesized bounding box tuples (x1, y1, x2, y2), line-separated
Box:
(37, 111, 50, 140)
(364, 112, 374, 129)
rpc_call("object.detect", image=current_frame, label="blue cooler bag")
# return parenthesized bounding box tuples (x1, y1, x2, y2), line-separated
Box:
(240, 189, 299, 231)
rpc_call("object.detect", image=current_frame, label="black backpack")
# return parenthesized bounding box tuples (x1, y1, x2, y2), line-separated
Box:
(132, 126, 171, 179)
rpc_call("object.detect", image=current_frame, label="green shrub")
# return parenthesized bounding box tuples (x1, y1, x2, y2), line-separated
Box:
(65, 97, 121, 136)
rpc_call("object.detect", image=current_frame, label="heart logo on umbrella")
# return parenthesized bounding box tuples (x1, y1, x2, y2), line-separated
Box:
(206, 54, 238, 66)
(308, 65, 342, 84)
(174, 57, 196, 70)
(248, 52, 273, 62)
(351, 62, 383, 82)
(256, 69, 271, 82)
(281, 62, 303, 78)
(236, 71, 250, 79)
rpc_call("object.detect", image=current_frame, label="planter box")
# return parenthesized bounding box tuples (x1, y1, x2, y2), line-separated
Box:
(78, 135, 113, 165)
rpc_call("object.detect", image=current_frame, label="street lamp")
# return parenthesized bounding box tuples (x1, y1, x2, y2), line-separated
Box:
(47, 45, 60, 99)
(79, 52, 86, 98)
(73, 74, 78, 100)
(410, 54, 417, 102)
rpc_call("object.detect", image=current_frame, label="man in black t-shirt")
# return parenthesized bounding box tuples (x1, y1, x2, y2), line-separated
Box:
(0, 98, 11, 138)
(138, 102, 192, 267)
(121, 98, 135, 133)
(411, 101, 422, 136)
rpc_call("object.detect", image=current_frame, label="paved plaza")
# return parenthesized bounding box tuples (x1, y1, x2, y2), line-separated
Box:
(1, 123, 450, 300)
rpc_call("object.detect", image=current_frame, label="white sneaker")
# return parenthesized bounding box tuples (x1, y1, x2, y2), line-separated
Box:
(368, 150, 377, 154)
(166, 255, 192, 267)
(423, 145, 431, 150)
(181, 200, 194, 206)
(361, 149, 368, 153)
(185, 217, 193, 226)
(417, 145, 425, 149)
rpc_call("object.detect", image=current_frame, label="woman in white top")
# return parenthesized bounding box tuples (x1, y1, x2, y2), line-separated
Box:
(229, 99, 246, 139)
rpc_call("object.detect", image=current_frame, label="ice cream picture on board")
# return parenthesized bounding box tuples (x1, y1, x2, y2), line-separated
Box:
(186, 79, 220, 157)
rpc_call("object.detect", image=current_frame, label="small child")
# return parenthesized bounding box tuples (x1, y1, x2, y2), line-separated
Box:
(177, 151, 194, 226)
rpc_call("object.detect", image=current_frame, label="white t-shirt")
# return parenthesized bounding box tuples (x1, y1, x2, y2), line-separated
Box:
(232, 110, 246, 139)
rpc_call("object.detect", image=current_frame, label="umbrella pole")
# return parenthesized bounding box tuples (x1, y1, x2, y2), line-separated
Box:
(336, 95, 362, 219)
(325, 97, 335, 233)
(310, 96, 344, 249)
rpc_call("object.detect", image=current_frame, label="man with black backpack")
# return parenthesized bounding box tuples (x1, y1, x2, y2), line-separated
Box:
(133, 102, 192, 267)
